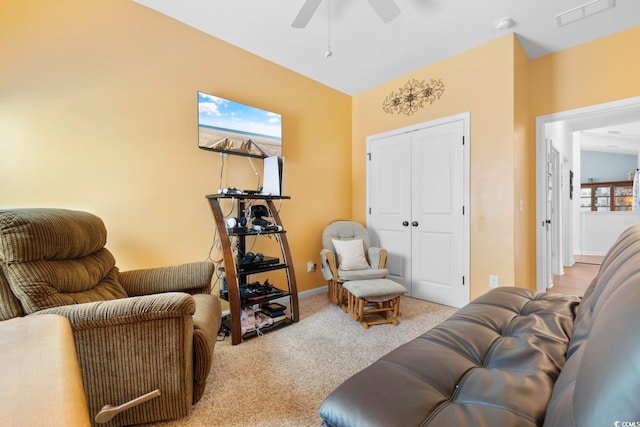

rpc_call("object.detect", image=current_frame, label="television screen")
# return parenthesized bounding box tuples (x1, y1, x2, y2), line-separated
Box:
(198, 91, 282, 158)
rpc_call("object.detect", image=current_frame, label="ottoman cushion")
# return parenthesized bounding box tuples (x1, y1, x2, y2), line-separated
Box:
(343, 279, 407, 299)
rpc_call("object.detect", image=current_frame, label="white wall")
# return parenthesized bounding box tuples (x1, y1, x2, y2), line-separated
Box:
(578, 212, 640, 255)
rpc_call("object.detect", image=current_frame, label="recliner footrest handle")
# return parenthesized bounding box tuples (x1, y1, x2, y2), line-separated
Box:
(95, 389, 161, 423)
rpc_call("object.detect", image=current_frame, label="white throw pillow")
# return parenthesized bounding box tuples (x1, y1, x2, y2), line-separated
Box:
(332, 239, 370, 271)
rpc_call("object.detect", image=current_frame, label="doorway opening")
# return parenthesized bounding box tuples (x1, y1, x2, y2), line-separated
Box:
(536, 96, 640, 292)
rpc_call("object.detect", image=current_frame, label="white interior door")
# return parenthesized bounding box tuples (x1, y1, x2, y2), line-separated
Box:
(367, 115, 468, 308)
(410, 122, 465, 307)
(367, 133, 412, 291)
(545, 140, 554, 288)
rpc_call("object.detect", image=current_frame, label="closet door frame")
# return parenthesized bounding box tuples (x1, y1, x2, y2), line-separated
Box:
(366, 112, 470, 308)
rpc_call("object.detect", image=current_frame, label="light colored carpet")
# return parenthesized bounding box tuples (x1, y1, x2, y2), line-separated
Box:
(152, 290, 457, 427)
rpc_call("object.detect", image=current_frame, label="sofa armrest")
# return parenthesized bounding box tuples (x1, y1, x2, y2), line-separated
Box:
(119, 262, 215, 296)
(367, 247, 387, 270)
(320, 249, 338, 281)
(32, 293, 198, 425)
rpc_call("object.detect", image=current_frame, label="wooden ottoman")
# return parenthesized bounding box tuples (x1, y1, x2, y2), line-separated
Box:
(342, 279, 407, 329)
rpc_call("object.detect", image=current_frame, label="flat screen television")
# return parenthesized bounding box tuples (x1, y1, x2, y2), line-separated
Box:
(197, 91, 282, 158)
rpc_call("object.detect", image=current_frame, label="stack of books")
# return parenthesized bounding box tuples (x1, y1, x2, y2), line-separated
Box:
(259, 302, 287, 323)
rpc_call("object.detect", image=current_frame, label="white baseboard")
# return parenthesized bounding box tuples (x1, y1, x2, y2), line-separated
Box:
(299, 285, 328, 298)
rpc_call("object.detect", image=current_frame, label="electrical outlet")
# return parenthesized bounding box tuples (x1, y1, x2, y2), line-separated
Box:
(489, 275, 499, 288)
(307, 261, 317, 273)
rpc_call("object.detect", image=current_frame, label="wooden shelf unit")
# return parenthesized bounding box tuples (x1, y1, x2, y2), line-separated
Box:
(206, 194, 299, 345)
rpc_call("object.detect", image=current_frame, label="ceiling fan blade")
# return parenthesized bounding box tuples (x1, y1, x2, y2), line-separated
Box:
(366, 0, 400, 23)
(292, 0, 324, 28)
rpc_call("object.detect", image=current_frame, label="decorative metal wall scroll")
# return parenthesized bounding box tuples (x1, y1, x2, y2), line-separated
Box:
(382, 78, 445, 116)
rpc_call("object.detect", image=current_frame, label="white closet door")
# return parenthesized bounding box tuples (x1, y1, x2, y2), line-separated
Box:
(367, 117, 467, 308)
(368, 133, 412, 291)
(410, 121, 465, 307)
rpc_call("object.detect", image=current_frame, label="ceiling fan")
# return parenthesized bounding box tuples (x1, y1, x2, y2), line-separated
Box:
(291, 0, 400, 28)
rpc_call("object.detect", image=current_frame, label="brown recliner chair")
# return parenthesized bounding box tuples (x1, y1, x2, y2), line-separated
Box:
(0, 208, 221, 426)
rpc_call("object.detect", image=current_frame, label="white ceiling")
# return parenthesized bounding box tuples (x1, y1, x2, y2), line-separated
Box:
(133, 0, 640, 96)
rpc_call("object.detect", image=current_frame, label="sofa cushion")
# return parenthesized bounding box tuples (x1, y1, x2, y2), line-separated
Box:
(0, 209, 127, 313)
(319, 287, 580, 427)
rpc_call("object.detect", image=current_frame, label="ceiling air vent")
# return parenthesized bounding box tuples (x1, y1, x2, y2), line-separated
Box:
(555, 0, 615, 26)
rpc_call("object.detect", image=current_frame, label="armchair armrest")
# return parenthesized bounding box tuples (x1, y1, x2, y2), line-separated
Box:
(119, 261, 214, 296)
(320, 249, 339, 281)
(367, 247, 388, 270)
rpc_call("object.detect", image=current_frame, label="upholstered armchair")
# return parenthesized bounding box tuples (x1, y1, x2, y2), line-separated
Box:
(0, 208, 221, 426)
(320, 220, 389, 305)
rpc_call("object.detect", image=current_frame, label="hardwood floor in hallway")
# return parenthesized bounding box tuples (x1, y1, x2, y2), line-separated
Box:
(548, 256, 604, 297)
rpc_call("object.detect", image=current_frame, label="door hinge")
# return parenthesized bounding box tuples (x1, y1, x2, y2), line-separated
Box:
(368, 207, 372, 214)
(367, 153, 371, 160)
(462, 136, 465, 145)
(462, 205, 465, 215)
(462, 276, 465, 285)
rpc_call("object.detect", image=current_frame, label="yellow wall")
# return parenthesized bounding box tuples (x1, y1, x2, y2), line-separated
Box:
(521, 25, 640, 290)
(352, 35, 520, 300)
(352, 26, 640, 300)
(0, 0, 352, 294)
(513, 36, 533, 287)
(2, 0, 639, 303)
(529, 26, 640, 118)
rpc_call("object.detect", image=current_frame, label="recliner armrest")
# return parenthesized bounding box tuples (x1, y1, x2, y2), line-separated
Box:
(119, 262, 214, 296)
(33, 292, 196, 326)
(367, 247, 388, 270)
(320, 249, 338, 281)
(191, 294, 221, 404)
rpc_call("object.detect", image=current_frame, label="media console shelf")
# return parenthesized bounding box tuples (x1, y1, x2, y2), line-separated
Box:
(206, 194, 299, 345)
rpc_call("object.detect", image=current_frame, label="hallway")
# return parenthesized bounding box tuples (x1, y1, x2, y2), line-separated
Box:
(548, 255, 604, 297)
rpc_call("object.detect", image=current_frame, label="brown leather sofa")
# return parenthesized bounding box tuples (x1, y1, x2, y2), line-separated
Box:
(320, 226, 640, 426)
(0, 208, 221, 426)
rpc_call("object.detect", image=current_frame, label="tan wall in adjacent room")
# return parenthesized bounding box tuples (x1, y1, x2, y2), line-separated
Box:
(0, 0, 352, 295)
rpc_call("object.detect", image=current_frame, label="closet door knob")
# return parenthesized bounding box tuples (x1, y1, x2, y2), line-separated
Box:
(411, 221, 419, 227)
(402, 221, 409, 227)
